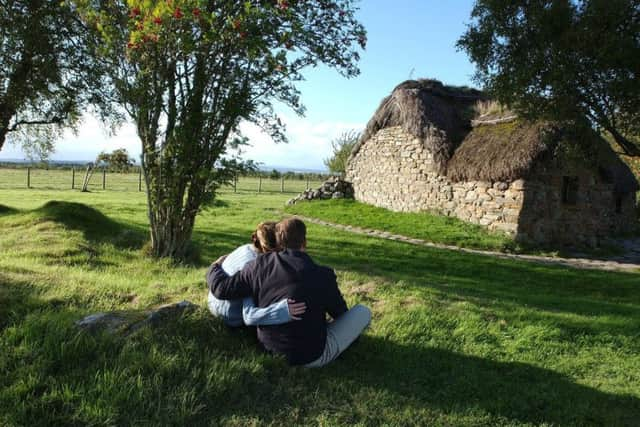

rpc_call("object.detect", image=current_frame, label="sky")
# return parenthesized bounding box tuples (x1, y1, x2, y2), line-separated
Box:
(0, 0, 478, 171)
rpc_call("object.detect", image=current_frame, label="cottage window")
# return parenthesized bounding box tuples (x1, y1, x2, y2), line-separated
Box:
(561, 176, 578, 205)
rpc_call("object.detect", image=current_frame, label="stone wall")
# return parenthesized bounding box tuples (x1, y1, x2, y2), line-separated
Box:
(345, 126, 524, 235)
(287, 177, 354, 205)
(517, 165, 637, 246)
(345, 126, 637, 245)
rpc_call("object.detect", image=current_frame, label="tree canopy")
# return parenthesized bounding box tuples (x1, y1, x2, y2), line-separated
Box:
(324, 130, 360, 175)
(0, 0, 110, 155)
(458, 0, 640, 155)
(96, 148, 135, 171)
(73, 0, 366, 258)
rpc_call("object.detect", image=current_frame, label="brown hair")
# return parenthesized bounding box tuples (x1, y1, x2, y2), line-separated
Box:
(276, 218, 306, 250)
(252, 222, 278, 253)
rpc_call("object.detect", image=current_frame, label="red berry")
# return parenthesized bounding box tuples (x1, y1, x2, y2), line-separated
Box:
(232, 19, 241, 30)
(277, 0, 289, 10)
(192, 8, 201, 17)
(173, 8, 183, 19)
(153, 17, 162, 25)
(131, 7, 141, 16)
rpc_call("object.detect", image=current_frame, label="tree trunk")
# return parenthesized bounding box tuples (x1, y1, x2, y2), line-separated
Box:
(146, 195, 198, 259)
(0, 105, 14, 152)
(142, 153, 203, 260)
(608, 126, 640, 156)
(0, 127, 7, 153)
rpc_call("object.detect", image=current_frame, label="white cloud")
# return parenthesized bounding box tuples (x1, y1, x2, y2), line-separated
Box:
(238, 113, 363, 171)
(1, 113, 363, 171)
(54, 116, 140, 161)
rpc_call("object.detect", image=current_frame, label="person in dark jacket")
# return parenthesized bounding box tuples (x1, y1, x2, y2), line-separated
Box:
(206, 218, 371, 367)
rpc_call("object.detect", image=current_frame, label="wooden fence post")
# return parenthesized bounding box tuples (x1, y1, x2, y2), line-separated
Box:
(27, 167, 31, 189)
(306, 176, 310, 190)
(281, 177, 285, 193)
(71, 167, 75, 189)
(138, 168, 142, 192)
(102, 168, 106, 190)
(258, 176, 262, 193)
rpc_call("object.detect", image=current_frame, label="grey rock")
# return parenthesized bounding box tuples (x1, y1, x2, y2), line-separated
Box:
(76, 300, 197, 336)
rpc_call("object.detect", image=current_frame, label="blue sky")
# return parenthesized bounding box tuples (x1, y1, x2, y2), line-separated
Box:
(1, 1, 478, 171)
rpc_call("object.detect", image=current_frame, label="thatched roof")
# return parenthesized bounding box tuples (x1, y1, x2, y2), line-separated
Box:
(353, 79, 485, 171)
(446, 119, 639, 192)
(355, 78, 638, 192)
(446, 120, 554, 183)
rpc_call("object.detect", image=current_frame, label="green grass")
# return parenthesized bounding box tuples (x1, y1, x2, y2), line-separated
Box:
(286, 198, 516, 251)
(1, 187, 640, 426)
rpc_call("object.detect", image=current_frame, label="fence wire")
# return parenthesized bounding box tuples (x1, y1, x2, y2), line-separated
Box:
(0, 168, 324, 194)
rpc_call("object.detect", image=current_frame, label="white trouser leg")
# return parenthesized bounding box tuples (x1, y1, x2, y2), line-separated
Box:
(305, 304, 371, 368)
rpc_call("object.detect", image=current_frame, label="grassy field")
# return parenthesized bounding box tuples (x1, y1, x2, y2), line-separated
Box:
(1, 186, 640, 426)
(286, 199, 516, 251)
(0, 167, 324, 194)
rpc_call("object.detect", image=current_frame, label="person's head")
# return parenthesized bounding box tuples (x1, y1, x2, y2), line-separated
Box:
(276, 218, 307, 251)
(251, 221, 278, 253)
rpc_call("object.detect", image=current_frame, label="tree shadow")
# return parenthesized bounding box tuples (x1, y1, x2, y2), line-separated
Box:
(307, 230, 640, 319)
(313, 335, 640, 426)
(0, 272, 45, 330)
(0, 204, 18, 216)
(2, 267, 638, 426)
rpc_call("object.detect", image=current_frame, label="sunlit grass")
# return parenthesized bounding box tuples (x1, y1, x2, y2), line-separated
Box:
(1, 188, 639, 426)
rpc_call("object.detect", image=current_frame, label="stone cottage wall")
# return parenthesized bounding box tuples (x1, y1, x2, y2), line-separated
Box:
(345, 126, 524, 235)
(517, 165, 637, 245)
(345, 126, 637, 245)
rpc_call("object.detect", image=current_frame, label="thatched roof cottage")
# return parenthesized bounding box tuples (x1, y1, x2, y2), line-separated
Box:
(345, 79, 638, 246)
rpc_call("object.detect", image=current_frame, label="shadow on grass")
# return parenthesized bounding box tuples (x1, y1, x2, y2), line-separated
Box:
(1, 270, 638, 426)
(0, 204, 17, 215)
(34, 201, 147, 250)
(193, 228, 254, 267)
(308, 230, 640, 319)
(315, 335, 640, 426)
(0, 273, 44, 330)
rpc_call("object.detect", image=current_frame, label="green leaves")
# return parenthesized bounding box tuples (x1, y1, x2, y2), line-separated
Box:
(324, 130, 360, 175)
(0, 0, 110, 154)
(71, 0, 366, 258)
(458, 0, 640, 155)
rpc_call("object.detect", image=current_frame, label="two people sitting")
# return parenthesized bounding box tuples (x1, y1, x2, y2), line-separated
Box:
(206, 218, 371, 367)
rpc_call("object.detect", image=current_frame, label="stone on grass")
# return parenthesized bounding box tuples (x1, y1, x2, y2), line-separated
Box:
(75, 300, 197, 336)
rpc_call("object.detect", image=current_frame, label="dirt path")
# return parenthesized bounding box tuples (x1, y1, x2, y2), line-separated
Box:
(291, 214, 640, 273)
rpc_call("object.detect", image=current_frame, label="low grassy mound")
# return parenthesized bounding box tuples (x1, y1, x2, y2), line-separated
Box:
(0, 204, 16, 215)
(35, 201, 147, 249)
(286, 199, 515, 251)
(1, 191, 639, 426)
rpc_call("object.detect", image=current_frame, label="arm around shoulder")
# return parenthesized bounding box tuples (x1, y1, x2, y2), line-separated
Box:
(206, 262, 253, 300)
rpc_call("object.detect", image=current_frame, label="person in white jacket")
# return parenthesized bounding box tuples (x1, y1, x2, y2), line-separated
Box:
(207, 221, 306, 326)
